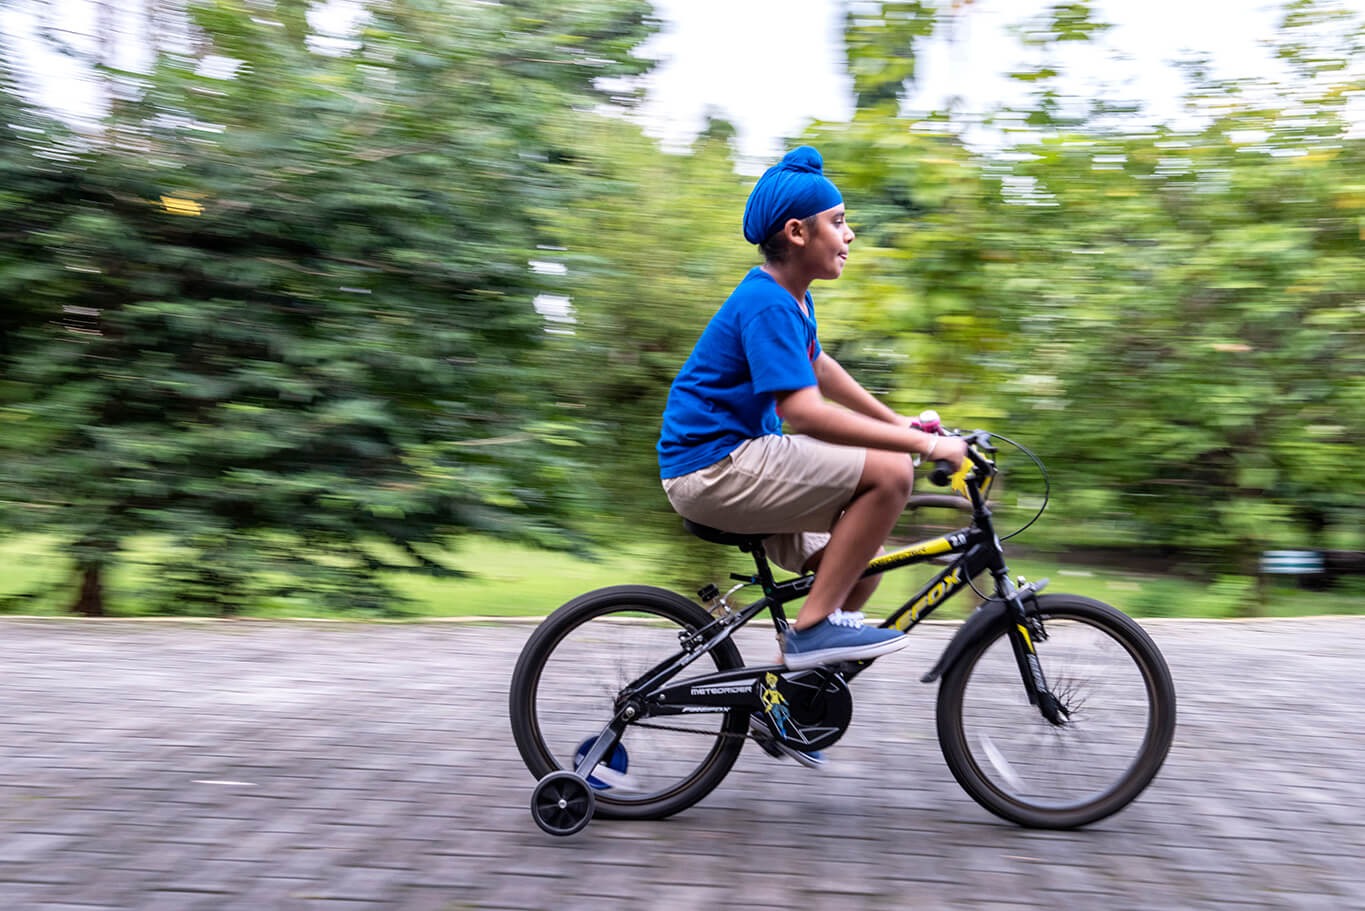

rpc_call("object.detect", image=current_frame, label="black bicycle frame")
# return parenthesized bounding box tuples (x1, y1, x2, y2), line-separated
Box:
(611, 519, 1007, 710)
(577, 445, 1060, 784)
(569, 443, 1066, 785)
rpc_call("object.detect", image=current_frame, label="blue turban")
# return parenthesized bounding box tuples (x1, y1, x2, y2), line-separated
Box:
(742, 146, 844, 245)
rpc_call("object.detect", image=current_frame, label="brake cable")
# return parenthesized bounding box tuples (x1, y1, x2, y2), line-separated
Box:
(987, 431, 1050, 542)
(958, 431, 1051, 603)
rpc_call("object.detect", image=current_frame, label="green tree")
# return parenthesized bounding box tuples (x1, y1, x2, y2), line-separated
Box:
(0, 62, 80, 374)
(0, 0, 655, 615)
(807, 0, 1362, 579)
(843, 0, 938, 110)
(987, 0, 1364, 567)
(532, 113, 760, 580)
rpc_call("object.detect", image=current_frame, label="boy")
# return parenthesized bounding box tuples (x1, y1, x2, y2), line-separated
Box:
(657, 146, 967, 671)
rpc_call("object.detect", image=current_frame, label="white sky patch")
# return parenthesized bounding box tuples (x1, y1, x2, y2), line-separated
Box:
(5, 0, 1362, 156)
(533, 293, 575, 325)
(638, 0, 853, 164)
(640, 0, 1364, 161)
(530, 261, 573, 329)
(197, 55, 242, 81)
(307, 0, 366, 56)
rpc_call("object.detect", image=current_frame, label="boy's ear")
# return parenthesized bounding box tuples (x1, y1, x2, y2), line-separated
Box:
(783, 217, 808, 247)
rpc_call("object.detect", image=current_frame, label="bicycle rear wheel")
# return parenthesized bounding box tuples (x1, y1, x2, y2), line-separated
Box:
(509, 585, 748, 821)
(936, 594, 1176, 828)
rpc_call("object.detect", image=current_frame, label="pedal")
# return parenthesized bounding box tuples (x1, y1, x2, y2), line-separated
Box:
(751, 730, 786, 761)
(749, 715, 826, 769)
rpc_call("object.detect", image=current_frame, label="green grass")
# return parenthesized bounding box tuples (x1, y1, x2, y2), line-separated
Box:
(372, 537, 667, 619)
(1, 534, 1357, 620)
(0, 535, 70, 612)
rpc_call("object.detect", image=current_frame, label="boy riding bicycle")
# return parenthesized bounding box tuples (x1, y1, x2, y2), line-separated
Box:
(657, 146, 967, 671)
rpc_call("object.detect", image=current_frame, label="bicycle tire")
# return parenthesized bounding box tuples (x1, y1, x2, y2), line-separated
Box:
(936, 594, 1176, 829)
(508, 585, 748, 821)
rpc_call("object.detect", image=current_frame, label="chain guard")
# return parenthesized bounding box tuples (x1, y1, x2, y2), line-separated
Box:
(755, 669, 853, 752)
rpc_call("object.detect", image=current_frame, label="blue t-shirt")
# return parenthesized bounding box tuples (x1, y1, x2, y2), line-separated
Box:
(658, 267, 822, 479)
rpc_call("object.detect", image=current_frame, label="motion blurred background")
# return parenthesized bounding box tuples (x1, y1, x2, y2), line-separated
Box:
(0, 0, 1360, 619)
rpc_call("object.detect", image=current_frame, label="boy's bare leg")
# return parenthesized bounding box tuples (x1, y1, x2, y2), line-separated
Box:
(800, 550, 881, 615)
(792, 450, 912, 631)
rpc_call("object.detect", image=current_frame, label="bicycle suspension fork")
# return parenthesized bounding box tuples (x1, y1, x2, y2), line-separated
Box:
(978, 510, 1069, 727)
(996, 579, 1067, 726)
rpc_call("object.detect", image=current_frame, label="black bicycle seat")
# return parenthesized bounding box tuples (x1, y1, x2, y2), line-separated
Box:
(682, 519, 771, 549)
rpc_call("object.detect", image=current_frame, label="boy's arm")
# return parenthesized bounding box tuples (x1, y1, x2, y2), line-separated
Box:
(789, 353, 967, 465)
(777, 385, 950, 459)
(812, 352, 905, 425)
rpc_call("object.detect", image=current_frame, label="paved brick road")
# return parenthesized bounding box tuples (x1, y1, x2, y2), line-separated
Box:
(0, 615, 1361, 910)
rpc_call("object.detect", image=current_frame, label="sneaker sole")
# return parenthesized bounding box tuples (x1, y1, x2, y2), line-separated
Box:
(749, 715, 826, 769)
(771, 741, 826, 769)
(783, 632, 912, 671)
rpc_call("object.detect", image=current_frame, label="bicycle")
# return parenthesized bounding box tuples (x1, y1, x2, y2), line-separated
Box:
(508, 429, 1177, 836)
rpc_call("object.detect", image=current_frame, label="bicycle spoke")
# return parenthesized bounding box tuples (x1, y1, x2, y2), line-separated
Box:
(978, 732, 1024, 792)
(938, 596, 1175, 827)
(510, 587, 749, 821)
(970, 623, 1149, 801)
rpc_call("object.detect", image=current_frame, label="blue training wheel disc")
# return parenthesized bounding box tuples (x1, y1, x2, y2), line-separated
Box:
(573, 737, 629, 790)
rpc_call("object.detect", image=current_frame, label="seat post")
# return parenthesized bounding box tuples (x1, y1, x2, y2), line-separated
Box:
(740, 538, 780, 598)
(680, 519, 792, 629)
(738, 539, 790, 629)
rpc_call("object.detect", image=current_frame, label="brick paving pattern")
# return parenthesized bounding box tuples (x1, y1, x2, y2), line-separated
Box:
(0, 615, 1361, 910)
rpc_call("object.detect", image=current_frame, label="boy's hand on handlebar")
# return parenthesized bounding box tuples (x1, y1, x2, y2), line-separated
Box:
(911, 412, 966, 469)
(909, 409, 967, 469)
(931, 435, 969, 469)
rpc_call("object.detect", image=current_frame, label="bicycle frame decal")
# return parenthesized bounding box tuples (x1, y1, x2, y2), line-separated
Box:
(888, 562, 976, 631)
(866, 534, 957, 570)
(1017, 625, 1049, 693)
(759, 672, 792, 739)
(903, 566, 964, 625)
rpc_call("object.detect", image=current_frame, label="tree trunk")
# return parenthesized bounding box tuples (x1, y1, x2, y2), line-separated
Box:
(72, 564, 105, 617)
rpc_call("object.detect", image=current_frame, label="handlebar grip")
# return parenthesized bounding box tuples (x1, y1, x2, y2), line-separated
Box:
(927, 460, 954, 487)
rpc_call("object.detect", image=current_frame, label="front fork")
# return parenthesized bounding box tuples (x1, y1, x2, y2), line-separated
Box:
(1002, 578, 1069, 726)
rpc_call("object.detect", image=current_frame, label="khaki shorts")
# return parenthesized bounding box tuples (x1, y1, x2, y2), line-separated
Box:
(662, 434, 865, 573)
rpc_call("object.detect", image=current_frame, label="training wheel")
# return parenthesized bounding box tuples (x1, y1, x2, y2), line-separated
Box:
(531, 771, 596, 837)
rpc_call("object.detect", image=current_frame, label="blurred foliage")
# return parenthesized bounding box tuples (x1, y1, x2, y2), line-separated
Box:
(0, 0, 654, 614)
(0, 0, 1361, 616)
(971, 0, 1365, 569)
(844, 0, 937, 110)
(531, 114, 759, 585)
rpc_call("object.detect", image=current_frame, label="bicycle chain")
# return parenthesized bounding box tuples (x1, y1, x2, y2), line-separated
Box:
(627, 718, 766, 742)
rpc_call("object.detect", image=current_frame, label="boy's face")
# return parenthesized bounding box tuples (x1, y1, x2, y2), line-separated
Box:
(796, 205, 855, 281)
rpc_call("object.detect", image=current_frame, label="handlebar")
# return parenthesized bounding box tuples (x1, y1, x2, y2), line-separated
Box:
(910, 419, 1049, 539)
(928, 461, 956, 488)
(927, 443, 993, 487)
(913, 418, 997, 493)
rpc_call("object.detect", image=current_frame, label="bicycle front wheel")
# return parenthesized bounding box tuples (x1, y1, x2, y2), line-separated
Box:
(936, 594, 1176, 829)
(508, 585, 748, 821)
